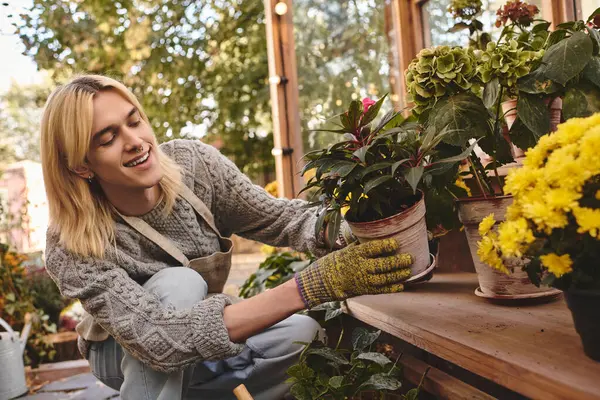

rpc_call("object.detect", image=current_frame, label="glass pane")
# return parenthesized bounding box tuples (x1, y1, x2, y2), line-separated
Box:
(578, 0, 600, 20)
(293, 0, 402, 152)
(421, 0, 544, 47)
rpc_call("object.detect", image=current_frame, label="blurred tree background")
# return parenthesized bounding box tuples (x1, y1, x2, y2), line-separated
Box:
(10, 0, 398, 178)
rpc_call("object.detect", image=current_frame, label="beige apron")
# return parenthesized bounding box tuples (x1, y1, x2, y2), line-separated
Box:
(76, 185, 234, 342)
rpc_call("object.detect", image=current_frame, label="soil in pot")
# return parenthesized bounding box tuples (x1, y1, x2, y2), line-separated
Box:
(456, 195, 560, 298)
(346, 191, 430, 279)
(565, 289, 600, 362)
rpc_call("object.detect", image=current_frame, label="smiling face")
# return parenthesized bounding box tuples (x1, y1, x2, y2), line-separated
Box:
(83, 90, 163, 195)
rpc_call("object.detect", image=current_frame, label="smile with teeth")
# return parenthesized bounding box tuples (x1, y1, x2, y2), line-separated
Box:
(124, 152, 150, 167)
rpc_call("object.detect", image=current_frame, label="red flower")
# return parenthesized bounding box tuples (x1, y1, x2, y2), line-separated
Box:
(495, 0, 539, 27)
(362, 97, 376, 113)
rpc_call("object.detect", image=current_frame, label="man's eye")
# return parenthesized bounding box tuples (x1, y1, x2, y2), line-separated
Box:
(100, 134, 116, 146)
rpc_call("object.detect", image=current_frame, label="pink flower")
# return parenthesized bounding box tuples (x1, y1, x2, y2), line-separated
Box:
(362, 97, 376, 113)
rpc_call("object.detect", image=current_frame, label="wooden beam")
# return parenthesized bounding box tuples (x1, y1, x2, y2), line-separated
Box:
(264, 0, 305, 199)
(26, 359, 91, 384)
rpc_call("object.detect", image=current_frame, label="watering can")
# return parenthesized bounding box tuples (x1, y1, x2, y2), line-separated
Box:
(0, 315, 32, 400)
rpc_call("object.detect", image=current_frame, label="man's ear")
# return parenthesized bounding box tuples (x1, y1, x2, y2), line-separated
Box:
(72, 164, 94, 180)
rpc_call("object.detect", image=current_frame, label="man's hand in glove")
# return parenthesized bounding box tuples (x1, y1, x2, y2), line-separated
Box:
(295, 238, 413, 309)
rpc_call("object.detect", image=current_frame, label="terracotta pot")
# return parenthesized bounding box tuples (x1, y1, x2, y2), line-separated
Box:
(346, 191, 430, 280)
(565, 289, 600, 362)
(456, 195, 559, 298)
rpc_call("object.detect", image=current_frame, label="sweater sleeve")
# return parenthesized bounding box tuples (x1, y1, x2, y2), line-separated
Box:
(190, 141, 330, 256)
(44, 233, 245, 373)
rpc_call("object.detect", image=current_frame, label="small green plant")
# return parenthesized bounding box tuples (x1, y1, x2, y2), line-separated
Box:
(301, 95, 474, 243)
(447, 0, 491, 50)
(287, 327, 426, 399)
(238, 251, 315, 298)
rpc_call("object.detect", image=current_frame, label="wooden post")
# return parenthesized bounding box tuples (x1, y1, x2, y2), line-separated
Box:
(264, 0, 305, 199)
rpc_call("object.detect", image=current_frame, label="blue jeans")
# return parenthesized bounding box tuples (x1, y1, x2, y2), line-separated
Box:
(88, 267, 321, 400)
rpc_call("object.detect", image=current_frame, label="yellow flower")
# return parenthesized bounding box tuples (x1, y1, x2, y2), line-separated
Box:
(544, 188, 580, 211)
(454, 177, 472, 197)
(540, 253, 573, 278)
(477, 236, 509, 274)
(572, 206, 600, 238)
(521, 201, 568, 232)
(497, 218, 535, 257)
(478, 213, 495, 236)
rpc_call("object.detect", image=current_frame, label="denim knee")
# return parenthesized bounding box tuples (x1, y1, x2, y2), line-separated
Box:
(143, 267, 208, 310)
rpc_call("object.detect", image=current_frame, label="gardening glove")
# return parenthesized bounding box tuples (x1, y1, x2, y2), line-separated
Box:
(295, 238, 413, 309)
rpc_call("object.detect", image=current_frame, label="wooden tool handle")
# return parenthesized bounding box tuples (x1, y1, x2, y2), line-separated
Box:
(233, 384, 254, 400)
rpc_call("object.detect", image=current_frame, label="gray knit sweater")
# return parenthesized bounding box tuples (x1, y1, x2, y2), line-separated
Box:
(45, 139, 327, 373)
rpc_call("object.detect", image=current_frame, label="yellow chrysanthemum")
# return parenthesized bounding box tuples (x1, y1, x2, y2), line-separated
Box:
(477, 236, 509, 274)
(497, 218, 535, 257)
(478, 213, 495, 236)
(544, 188, 580, 211)
(455, 177, 471, 197)
(539, 253, 573, 278)
(504, 167, 542, 195)
(572, 206, 600, 238)
(521, 201, 568, 232)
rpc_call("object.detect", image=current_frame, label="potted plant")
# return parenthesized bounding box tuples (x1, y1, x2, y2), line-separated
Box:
(300, 95, 474, 281)
(447, 0, 491, 50)
(477, 114, 600, 360)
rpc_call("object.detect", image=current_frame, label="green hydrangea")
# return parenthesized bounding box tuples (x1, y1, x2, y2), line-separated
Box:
(405, 46, 479, 115)
(448, 0, 483, 20)
(477, 40, 543, 93)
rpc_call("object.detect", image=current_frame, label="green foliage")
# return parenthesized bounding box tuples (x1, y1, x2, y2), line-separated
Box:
(13, 0, 274, 178)
(301, 96, 473, 242)
(287, 327, 426, 399)
(239, 251, 315, 299)
(446, 0, 491, 50)
(405, 46, 480, 116)
(0, 244, 58, 367)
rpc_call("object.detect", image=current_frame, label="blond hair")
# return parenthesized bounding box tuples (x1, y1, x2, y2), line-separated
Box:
(41, 75, 182, 258)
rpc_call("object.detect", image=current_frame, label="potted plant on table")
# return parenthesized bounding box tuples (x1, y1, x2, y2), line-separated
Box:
(477, 114, 600, 360)
(300, 95, 474, 281)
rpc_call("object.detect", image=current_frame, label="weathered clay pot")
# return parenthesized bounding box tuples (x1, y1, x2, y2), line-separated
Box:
(456, 195, 559, 298)
(346, 191, 430, 280)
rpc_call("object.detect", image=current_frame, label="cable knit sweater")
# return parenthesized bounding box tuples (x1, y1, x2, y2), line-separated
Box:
(44, 139, 329, 373)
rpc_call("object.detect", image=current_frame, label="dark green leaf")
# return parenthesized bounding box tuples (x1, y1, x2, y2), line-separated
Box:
(517, 93, 550, 136)
(582, 57, 600, 89)
(546, 29, 568, 47)
(352, 328, 380, 351)
(348, 100, 363, 130)
(483, 79, 500, 109)
(588, 7, 600, 21)
(405, 388, 420, 400)
(391, 158, 411, 175)
(472, 19, 483, 30)
(372, 110, 401, 135)
(432, 140, 478, 165)
(315, 209, 327, 240)
(359, 161, 394, 178)
(306, 347, 350, 365)
(563, 86, 590, 119)
(429, 92, 490, 147)
(328, 160, 357, 177)
(359, 373, 402, 391)
(517, 67, 560, 95)
(532, 21, 551, 33)
(356, 352, 392, 366)
(586, 26, 600, 55)
(510, 117, 539, 152)
(543, 31, 593, 85)
(404, 166, 424, 194)
(327, 210, 342, 249)
(290, 384, 313, 400)
(364, 175, 393, 193)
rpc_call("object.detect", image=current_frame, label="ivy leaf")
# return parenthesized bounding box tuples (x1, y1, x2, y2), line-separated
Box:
(356, 352, 393, 366)
(405, 388, 420, 400)
(517, 94, 550, 136)
(306, 347, 350, 366)
(290, 384, 314, 400)
(358, 373, 402, 390)
(563, 86, 591, 119)
(287, 364, 315, 380)
(325, 307, 343, 321)
(328, 376, 344, 389)
(542, 31, 593, 85)
(352, 328, 381, 351)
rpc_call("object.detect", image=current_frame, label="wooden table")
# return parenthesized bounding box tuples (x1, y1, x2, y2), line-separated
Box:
(344, 273, 600, 400)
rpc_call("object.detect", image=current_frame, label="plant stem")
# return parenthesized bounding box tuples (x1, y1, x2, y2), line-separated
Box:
(468, 156, 488, 199)
(492, 86, 505, 194)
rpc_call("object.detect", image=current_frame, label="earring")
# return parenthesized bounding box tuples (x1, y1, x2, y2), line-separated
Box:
(87, 175, 93, 183)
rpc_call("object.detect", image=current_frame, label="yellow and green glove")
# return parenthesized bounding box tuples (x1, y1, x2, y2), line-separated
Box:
(295, 238, 413, 309)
